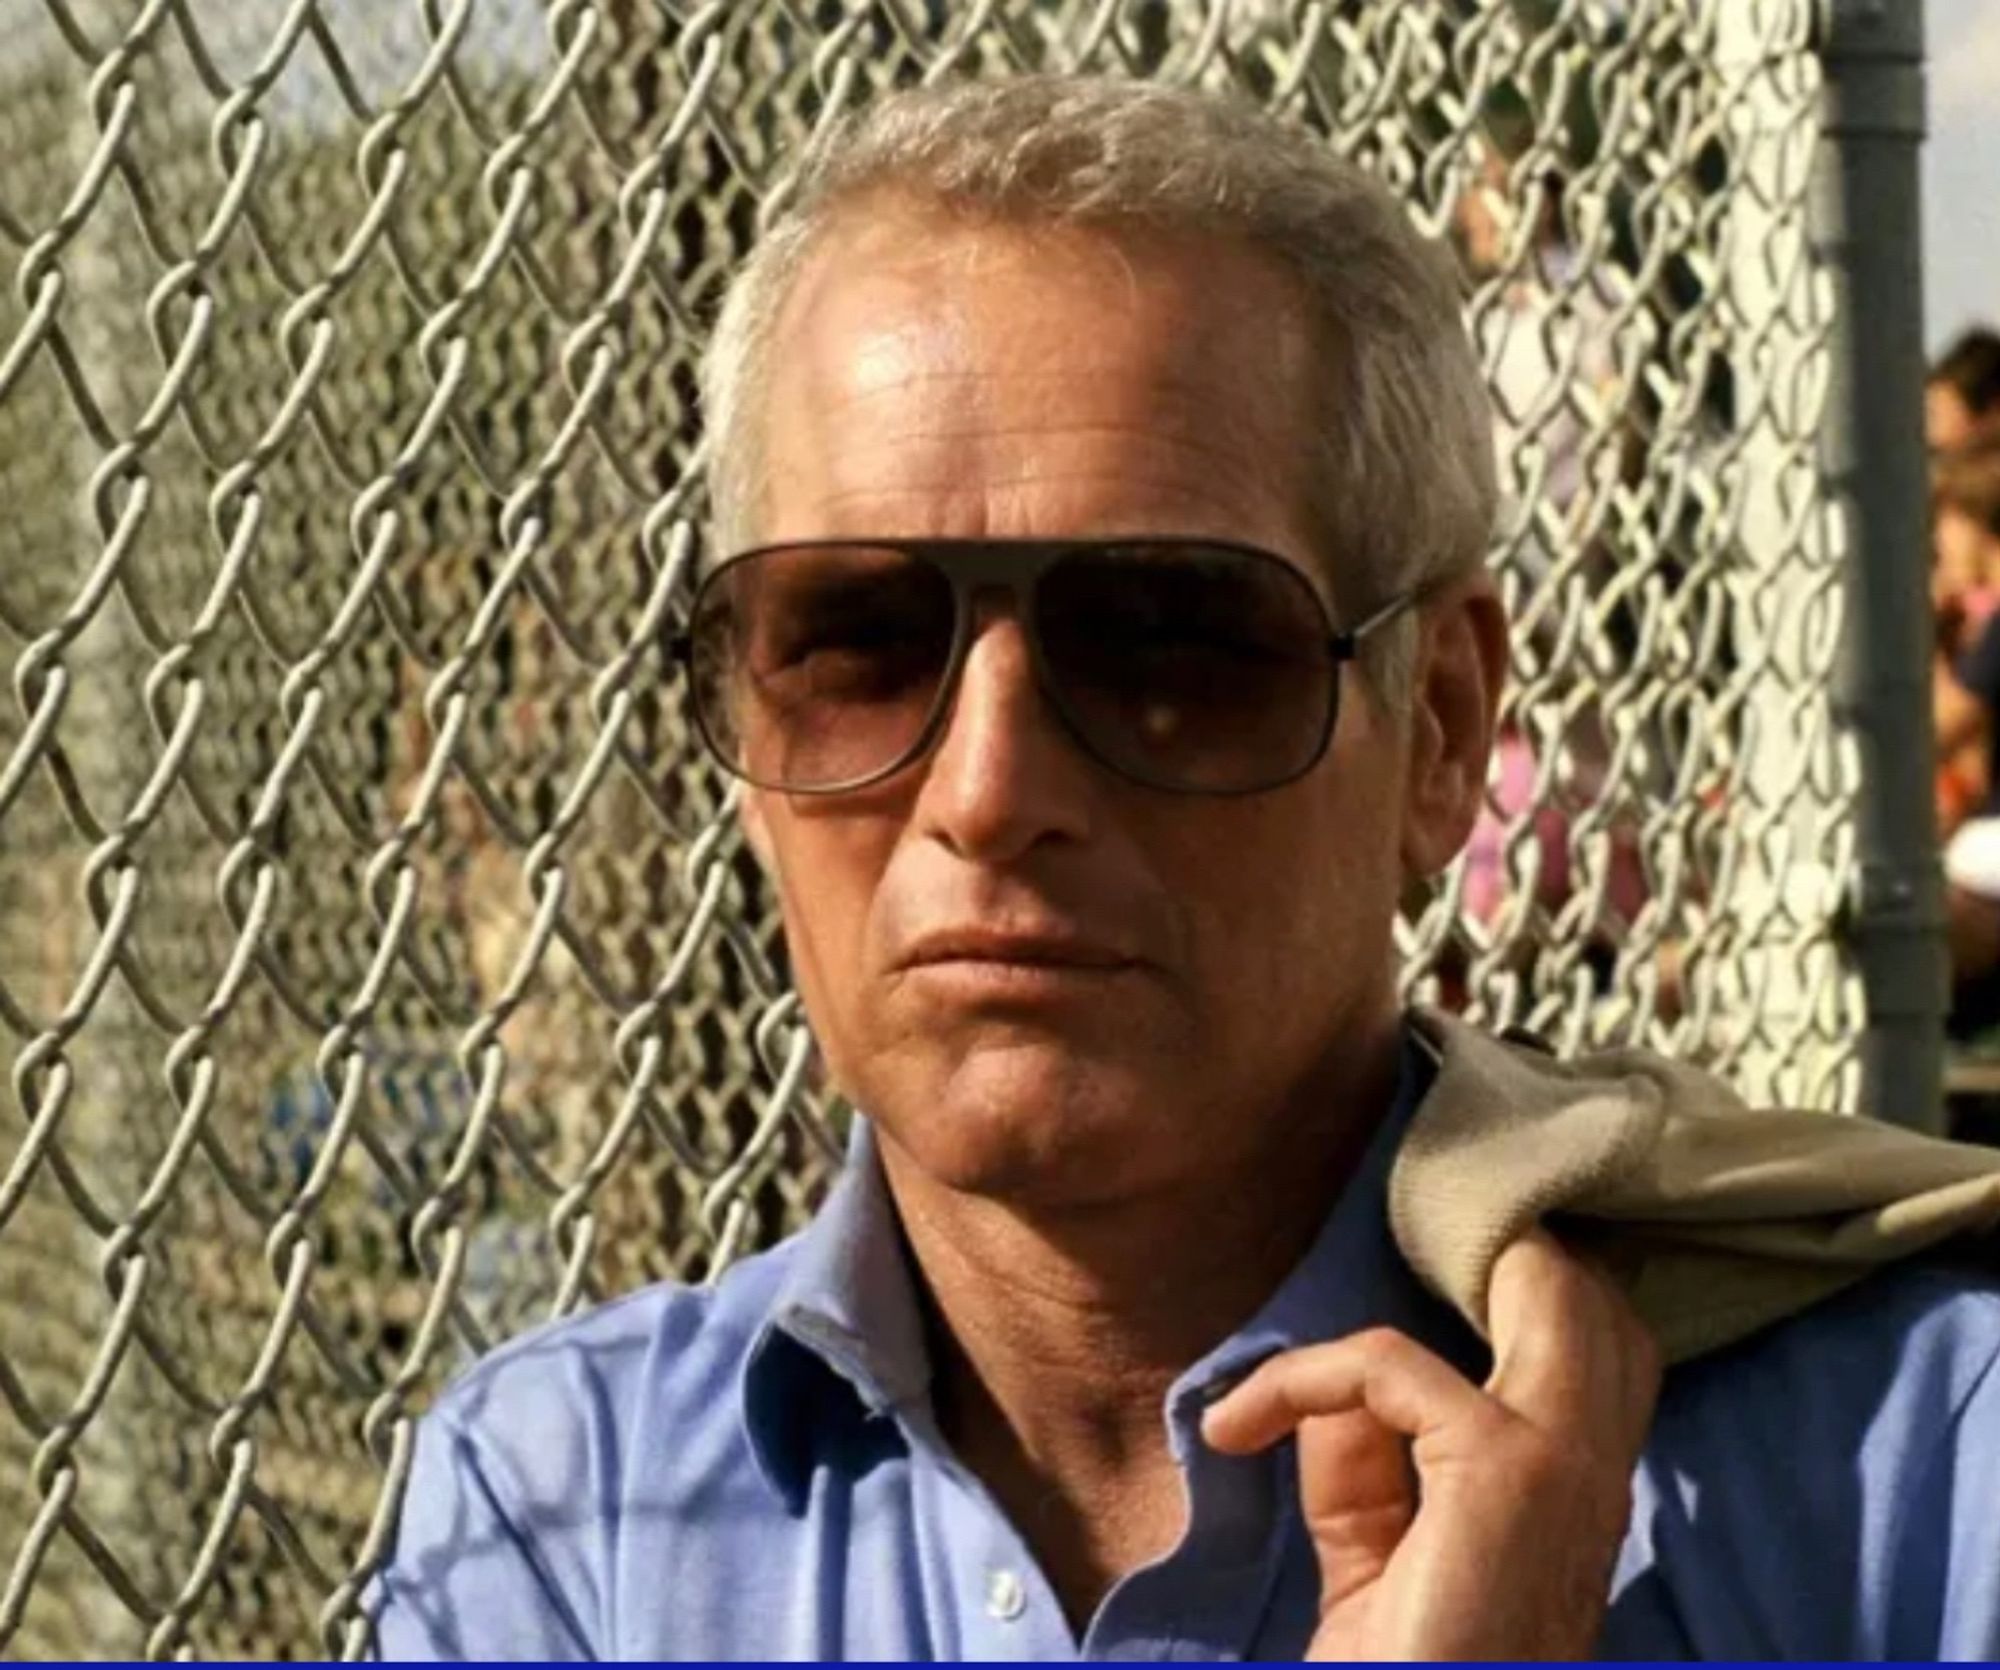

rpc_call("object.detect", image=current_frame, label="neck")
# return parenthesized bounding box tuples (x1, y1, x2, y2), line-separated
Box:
(878, 1008, 1405, 1625)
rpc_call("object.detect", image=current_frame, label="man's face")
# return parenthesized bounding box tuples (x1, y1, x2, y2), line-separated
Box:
(737, 203, 1494, 1208)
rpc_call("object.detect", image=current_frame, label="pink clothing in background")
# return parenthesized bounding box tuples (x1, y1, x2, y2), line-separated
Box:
(1462, 730, 1648, 926)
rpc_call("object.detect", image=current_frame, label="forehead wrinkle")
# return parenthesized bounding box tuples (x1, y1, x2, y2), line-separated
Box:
(798, 415, 1281, 531)
(825, 416, 1259, 468)
(804, 471, 1271, 521)
(791, 364, 1284, 522)
(820, 350, 1269, 442)
(810, 363, 1288, 485)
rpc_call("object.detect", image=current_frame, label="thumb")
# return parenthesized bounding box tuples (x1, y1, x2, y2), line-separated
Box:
(1294, 1406, 1416, 1612)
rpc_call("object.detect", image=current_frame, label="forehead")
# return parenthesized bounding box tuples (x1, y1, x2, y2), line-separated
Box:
(753, 199, 1320, 548)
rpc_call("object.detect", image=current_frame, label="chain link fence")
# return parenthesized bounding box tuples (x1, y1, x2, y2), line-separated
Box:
(0, 0, 1864, 1657)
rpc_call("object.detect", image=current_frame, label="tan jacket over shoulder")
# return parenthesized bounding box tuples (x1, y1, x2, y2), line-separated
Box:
(1398, 1012, 2000, 1362)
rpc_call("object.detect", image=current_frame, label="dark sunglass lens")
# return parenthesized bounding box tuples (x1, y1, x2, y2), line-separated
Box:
(688, 545, 955, 789)
(1036, 544, 1336, 792)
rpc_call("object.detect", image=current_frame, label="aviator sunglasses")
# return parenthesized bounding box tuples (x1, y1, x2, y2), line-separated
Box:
(670, 537, 1418, 797)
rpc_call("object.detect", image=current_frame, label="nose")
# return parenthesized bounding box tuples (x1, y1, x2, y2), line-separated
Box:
(912, 602, 1097, 863)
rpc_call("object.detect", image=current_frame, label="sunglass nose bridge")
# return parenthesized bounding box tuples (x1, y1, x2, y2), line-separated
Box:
(964, 579, 1032, 627)
(953, 597, 1045, 697)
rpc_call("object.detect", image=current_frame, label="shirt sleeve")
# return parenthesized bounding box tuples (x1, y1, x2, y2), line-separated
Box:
(1954, 612, 2000, 705)
(1930, 1342, 2000, 1661)
(369, 1407, 596, 1662)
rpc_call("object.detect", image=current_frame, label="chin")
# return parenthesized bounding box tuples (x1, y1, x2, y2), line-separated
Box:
(855, 1036, 1175, 1203)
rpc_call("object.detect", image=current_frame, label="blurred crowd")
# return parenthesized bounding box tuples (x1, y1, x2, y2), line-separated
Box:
(1926, 327, 2000, 1037)
(1446, 136, 2000, 1043)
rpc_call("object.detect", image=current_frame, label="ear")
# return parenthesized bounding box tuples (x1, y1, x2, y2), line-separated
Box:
(1399, 572, 1508, 880)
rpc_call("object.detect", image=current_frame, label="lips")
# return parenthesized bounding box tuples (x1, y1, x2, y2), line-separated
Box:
(898, 927, 1138, 972)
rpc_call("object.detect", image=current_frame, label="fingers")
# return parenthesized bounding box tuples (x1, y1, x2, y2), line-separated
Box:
(1202, 1336, 1441, 1614)
(1296, 1405, 1414, 1527)
(1486, 1230, 1662, 1450)
(1201, 1327, 1493, 1456)
(1204, 1233, 1662, 1461)
(1204, 1238, 1663, 1662)
(1485, 1231, 1597, 1421)
(1291, 1406, 1417, 1610)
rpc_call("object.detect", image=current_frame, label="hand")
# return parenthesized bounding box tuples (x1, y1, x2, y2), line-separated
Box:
(1201, 1231, 1661, 1661)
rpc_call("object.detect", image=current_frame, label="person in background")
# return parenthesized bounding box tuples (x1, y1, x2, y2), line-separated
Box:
(1930, 326, 2000, 457)
(1934, 442, 2000, 654)
(1450, 126, 1651, 995)
(1928, 332, 2000, 1028)
(1928, 442, 2000, 1022)
(1934, 443, 2000, 825)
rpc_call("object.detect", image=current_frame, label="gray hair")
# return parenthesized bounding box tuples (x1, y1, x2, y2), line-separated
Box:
(699, 75, 1496, 706)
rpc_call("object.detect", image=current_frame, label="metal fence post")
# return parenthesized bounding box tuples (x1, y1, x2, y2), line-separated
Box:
(1815, 0, 1945, 1129)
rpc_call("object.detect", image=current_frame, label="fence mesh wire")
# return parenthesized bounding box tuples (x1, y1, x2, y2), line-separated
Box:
(0, 0, 1854, 1657)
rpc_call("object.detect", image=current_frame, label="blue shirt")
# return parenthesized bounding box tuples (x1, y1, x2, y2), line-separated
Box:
(373, 1044, 2000, 1660)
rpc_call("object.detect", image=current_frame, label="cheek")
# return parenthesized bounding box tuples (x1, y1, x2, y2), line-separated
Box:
(764, 817, 893, 1028)
(1157, 768, 1402, 1001)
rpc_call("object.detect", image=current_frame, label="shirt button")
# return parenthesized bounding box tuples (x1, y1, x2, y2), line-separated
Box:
(985, 1567, 1027, 1622)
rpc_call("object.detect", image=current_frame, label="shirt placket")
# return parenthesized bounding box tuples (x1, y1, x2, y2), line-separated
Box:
(1078, 1389, 1291, 1661)
(900, 1403, 1080, 1661)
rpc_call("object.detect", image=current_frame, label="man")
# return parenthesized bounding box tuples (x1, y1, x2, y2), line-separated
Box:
(374, 78, 2000, 1659)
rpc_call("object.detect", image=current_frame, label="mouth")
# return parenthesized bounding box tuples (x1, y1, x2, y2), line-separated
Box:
(898, 930, 1140, 976)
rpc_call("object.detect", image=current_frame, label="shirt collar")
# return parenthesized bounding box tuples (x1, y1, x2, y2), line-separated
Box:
(740, 1021, 1477, 1504)
(740, 1120, 932, 1501)
(1158, 1024, 1484, 1449)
